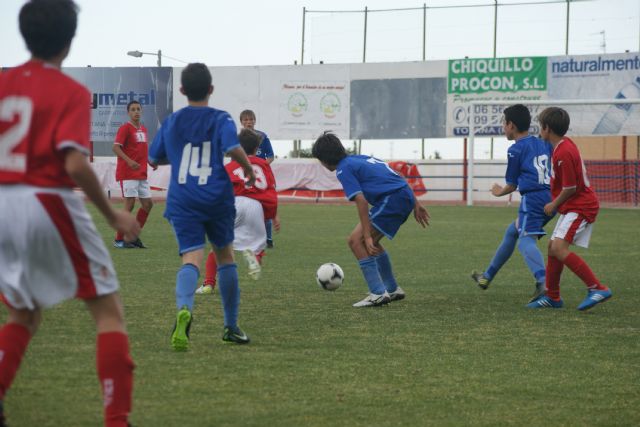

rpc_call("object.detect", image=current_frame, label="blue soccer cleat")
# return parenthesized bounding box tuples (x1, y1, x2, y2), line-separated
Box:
(577, 289, 612, 311)
(527, 295, 564, 309)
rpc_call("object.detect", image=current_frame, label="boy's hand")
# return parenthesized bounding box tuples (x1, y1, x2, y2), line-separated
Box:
(110, 210, 140, 242)
(244, 165, 256, 187)
(364, 236, 382, 256)
(148, 160, 158, 171)
(127, 159, 140, 170)
(490, 183, 503, 197)
(544, 202, 555, 216)
(414, 204, 430, 227)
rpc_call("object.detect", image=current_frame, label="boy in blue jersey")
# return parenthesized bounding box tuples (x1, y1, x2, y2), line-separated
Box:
(149, 63, 256, 349)
(312, 132, 430, 307)
(239, 109, 277, 248)
(470, 104, 554, 303)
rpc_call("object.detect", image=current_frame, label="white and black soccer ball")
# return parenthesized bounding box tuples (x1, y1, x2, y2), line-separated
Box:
(316, 263, 344, 291)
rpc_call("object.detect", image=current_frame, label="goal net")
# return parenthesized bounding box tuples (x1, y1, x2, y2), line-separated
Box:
(467, 99, 640, 207)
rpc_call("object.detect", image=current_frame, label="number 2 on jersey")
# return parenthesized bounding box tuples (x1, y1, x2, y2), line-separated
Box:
(0, 96, 32, 172)
(178, 141, 212, 185)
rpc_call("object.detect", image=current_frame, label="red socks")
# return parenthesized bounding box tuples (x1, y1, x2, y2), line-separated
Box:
(256, 250, 265, 265)
(135, 208, 149, 228)
(546, 252, 607, 300)
(563, 252, 607, 290)
(545, 256, 564, 301)
(116, 208, 149, 241)
(204, 251, 218, 287)
(97, 332, 134, 427)
(0, 323, 31, 400)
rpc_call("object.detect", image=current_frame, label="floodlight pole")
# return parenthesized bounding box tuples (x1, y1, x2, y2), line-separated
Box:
(363, 6, 368, 63)
(301, 7, 306, 65)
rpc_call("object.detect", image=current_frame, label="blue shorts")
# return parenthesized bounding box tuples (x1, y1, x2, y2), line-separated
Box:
(169, 210, 235, 255)
(369, 186, 415, 240)
(517, 191, 553, 237)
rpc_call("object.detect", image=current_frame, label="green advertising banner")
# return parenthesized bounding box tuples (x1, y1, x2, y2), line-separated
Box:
(448, 56, 547, 94)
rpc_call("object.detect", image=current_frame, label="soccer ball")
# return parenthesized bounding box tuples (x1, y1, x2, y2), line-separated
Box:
(316, 263, 344, 291)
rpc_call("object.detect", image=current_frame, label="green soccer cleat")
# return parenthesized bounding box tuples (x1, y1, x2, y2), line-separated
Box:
(222, 325, 250, 344)
(171, 307, 192, 351)
(471, 270, 491, 290)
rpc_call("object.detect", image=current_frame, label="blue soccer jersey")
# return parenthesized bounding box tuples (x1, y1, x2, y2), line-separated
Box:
(255, 129, 274, 160)
(504, 135, 553, 195)
(336, 155, 409, 205)
(149, 106, 240, 221)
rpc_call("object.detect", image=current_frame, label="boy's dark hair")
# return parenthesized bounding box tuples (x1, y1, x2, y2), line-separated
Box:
(238, 128, 262, 155)
(239, 110, 256, 121)
(181, 63, 212, 102)
(537, 107, 570, 137)
(19, 0, 79, 60)
(127, 100, 141, 112)
(312, 131, 347, 166)
(503, 104, 531, 132)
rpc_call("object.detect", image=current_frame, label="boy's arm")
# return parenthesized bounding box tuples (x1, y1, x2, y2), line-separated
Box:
(491, 183, 517, 197)
(113, 143, 140, 170)
(353, 194, 381, 256)
(227, 146, 256, 187)
(544, 187, 576, 216)
(65, 149, 140, 239)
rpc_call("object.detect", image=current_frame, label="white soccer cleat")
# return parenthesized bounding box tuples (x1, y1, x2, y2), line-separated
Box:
(352, 291, 391, 307)
(195, 285, 214, 295)
(388, 286, 406, 302)
(243, 249, 261, 280)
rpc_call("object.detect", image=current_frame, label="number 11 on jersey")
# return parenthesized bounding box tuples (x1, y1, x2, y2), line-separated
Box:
(178, 141, 213, 185)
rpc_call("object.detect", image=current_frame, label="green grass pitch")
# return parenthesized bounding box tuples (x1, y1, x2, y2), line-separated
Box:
(4, 204, 639, 426)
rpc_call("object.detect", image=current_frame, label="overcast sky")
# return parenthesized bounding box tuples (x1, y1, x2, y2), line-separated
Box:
(1, 0, 639, 159)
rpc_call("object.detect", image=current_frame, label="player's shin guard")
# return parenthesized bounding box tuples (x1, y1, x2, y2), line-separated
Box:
(217, 263, 240, 328)
(97, 332, 134, 427)
(517, 236, 546, 283)
(545, 256, 564, 300)
(358, 257, 386, 295)
(135, 208, 149, 229)
(204, 251, 218, 286)
(176, 264, 199, 311)
(485, 221, 518, 280)
(563, 252, 606, 290)
(374, 251, 398, 293)
(0, 323, 31, 400)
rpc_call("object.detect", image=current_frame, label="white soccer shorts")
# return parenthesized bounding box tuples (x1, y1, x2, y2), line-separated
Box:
(120, 179, 151, 198)
(551, 212, 594, 248)
(0, 185, 119, 310)
(233, 196, 267, 253)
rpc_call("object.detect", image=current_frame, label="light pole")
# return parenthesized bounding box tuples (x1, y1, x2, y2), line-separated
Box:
(127, 50, 162, 66)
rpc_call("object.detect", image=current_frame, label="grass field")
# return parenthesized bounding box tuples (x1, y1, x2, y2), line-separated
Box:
(4, 203, 640, 426)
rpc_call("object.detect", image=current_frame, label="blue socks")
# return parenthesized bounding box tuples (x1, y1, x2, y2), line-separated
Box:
(217, 263, 240, 328)
(375, 251, 398, 293)
(176, 263, 199, 311)
(265, 219, 273, 242)
(517, 236, 546, 283)
(358, 257, 386, 295)
(484, 222, 518, 280)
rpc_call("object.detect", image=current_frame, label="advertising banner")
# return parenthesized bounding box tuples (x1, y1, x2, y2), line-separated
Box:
(547, 53, 640, 136)
(64, 67, 173, 153)
(278, 80, 349, 134)
(446, 56, 548, 137)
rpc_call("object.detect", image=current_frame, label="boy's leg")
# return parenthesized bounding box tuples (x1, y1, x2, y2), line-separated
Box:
(196, 250, 217, 294)
(517, 235, 546, 301)
(114, 196, 136, 246)
(265, 219, 273, 248)
(374, 249, 404, 300)
(347, 224, 390, 307)
(0, 307, 39, 403)
(171, 250, 203, 351)
(473, 221, 518, 288)
(214, 245, 249, 344)
(85, 293, 134, 427)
